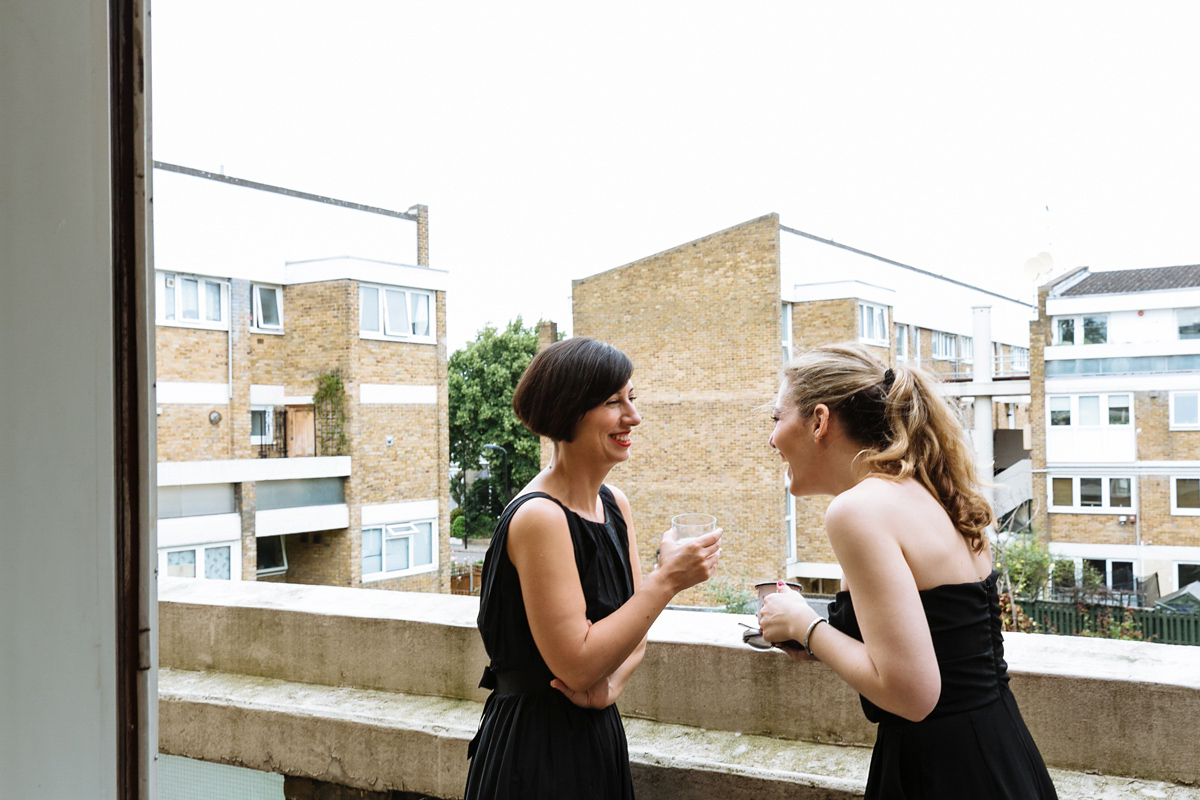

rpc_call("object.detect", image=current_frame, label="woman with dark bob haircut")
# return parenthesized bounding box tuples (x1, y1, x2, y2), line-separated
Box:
(464, 337, 722, 800)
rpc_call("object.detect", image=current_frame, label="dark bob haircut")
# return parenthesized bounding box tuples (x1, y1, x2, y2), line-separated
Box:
(512, 337, 634, 442)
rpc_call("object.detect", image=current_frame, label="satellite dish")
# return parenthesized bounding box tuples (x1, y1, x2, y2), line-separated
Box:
(1023, 252, 1054, 283)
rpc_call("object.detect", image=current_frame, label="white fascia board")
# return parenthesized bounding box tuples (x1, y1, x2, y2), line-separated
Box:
(939, 380, 1031, 399)
(361, 499, 440, 526)
(785, 561, 844, 580)
(256, 504, 350, 537)
(1046, 462, 1200, 475)
(157, 514, 242, 549)
(359, 384, 438, 405)
(1044, 340, 1200, 361)
(250, 384, 286, 405)
(788, 280, 896, 306)
(157, 382, 231, 405)
(158, 456, 352, 486)
(284, 395, 314, 405)
(1047, 542, 1200, 562)
(1047, 287, 1200, 316)
(285, 257, 449, 293)
(1045, 374, 1200, 393)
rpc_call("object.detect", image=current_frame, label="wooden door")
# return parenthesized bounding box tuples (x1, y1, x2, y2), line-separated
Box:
(287, 405, 315, 457)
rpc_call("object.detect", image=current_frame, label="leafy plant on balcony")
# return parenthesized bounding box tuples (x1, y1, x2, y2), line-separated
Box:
(314, 370, 348, 456)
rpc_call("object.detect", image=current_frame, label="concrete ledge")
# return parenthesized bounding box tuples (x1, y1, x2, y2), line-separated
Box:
(159, 577, 1200, 786)
(160, 668, 1200, 800)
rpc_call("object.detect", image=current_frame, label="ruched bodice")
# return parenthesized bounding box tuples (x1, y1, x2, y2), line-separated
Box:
(826, 570, 1057, 799)
(827, 570, 1010, 722)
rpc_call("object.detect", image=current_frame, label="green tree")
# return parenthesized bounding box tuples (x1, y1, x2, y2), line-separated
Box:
(449, 318, 542, 540)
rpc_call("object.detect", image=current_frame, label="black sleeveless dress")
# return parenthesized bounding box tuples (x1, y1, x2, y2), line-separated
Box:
(827, 571, 1058, 799)
(464, 486, 637, 800)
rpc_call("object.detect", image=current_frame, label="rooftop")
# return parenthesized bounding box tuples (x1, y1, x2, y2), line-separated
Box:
(1060, 264, 1200, 296)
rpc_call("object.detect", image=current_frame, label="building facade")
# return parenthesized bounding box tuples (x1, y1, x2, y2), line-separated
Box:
(1032, 264, 1200, 598)
(573, 215, 1033, 600)
(153, 164, 451, 592)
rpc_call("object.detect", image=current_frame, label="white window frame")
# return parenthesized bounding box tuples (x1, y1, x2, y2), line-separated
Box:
(359, 283, 436, 344)
(1177, 307, 1200, 340)
(158, 540, 240, 581)
(781, 302, 792, 363)
(1046, 394, 1132, 429)
(251, 283, 284, 332)
(959, 336, 974, 364)
(256, 534, 288, 577)
(250, 405, 274, 446)
(1177, 562, 1200, 588)
(1170, 477, 1200, 516)
(895, 323, 908, 360)
(857, 302, 888, 346)
(1012, 346, 1030, 371)
(1169, 390, 1200, 430)
(931, 331, 956, 360)
(361, 518, 438, 581)
(155, 271, 229, 331)
(1048, 475, 1137, 513)
(1053, 314, 1108, 345)
(785, 490, 796, 563)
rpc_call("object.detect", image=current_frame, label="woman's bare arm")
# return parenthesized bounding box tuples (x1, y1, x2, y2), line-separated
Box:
(510, 489, 719, 693)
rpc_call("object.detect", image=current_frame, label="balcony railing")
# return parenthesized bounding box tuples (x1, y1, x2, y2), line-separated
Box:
(158, 578, 1200, 799)
(935, 353, 1031, 382)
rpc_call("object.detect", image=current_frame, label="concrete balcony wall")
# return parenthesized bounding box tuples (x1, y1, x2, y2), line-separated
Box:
(159, 578, 1200, 799)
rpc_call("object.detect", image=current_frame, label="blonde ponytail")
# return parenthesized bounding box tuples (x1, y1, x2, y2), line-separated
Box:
(783, 343, 994, 552)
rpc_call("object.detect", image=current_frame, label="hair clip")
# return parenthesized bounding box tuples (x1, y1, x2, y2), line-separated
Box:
(882, 368, 895, 391)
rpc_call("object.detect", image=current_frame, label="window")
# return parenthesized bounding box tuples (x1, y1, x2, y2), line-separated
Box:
(1179, 563, 1200, 588)
(1109, 478, 1132, 508)
(1012, 346, 1029, 371)
(1178, 308, 1200, 339)
(360, 283, 434, 341)
(858, 302, 888, 345)
(1083, 315, 1108, 344)
(1052, 477, 1073, 506)
(1108, 395, 1130, 425)
(257, 535, 287, 577)
(1056, 318, 1075, 345)
(158, 483, 235, 518)
(1170, 391, 1200, 429)
(362, 519, 436, 579)
(252, 284, 283, 330)
(1050, 475, 1135, 512)
(1049, 396, 1071, 426)
(1048, 394, 1131, 428)
(156, 271, 228, 329)
(931, 331, 956, 359)
(1172, 477, 1200, 515)
(1111, 561, 1134, 591)
(959, 336, 973, 363)
(781, 302, 792, 363)
(161, 543, 234, 580)
(1053, 315, 1107, 345)
(250, 406, 274, 446)
(1078, 395, 1100, 426)
(895, 324, 908, 360)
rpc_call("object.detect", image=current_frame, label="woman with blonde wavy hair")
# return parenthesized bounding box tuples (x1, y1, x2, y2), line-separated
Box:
(758, 343, 1057, 799)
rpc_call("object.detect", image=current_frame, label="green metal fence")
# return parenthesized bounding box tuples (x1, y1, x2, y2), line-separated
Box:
(1018, 600, 1200, 646)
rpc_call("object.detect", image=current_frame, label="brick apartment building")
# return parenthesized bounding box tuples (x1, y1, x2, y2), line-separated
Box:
(572, 214, 1033, 600)
(1032, 264, 1200, 597)
(153, 163, 450, 592)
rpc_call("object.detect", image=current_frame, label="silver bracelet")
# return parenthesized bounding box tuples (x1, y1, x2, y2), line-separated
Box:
(803, 617, 827, 657)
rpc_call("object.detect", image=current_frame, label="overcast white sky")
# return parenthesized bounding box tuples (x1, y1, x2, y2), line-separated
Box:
(151, 2, 1200, 351)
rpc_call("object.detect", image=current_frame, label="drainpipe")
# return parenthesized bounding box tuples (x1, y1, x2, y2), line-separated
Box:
(972, 306, 995, 510)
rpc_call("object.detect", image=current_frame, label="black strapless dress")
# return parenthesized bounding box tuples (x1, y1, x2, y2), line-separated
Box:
(827, 571, 1058, 799)
(464, 486, 636, 800)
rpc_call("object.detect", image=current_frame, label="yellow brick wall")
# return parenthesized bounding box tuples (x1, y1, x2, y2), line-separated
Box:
(154, 278, 450, 593)
(573, 214, 785, 604)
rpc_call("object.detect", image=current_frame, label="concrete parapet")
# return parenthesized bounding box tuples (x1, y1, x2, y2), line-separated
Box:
(159, 577, 1200, 796)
